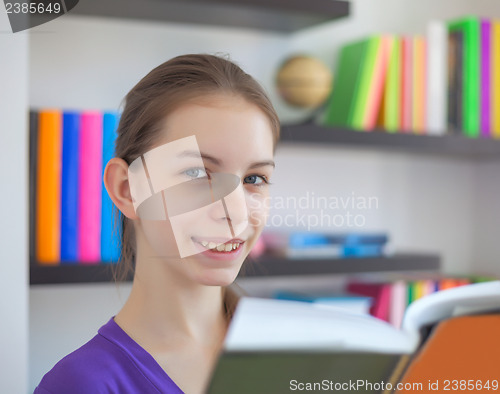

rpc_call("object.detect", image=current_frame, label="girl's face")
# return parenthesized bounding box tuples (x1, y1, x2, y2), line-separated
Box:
(134, 94, 275, 286)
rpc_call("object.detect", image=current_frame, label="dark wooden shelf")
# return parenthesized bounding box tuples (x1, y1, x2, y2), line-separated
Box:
(69, 0, 350, 33)
(281, 123, 500, 159)
(30, 253, 440, 285)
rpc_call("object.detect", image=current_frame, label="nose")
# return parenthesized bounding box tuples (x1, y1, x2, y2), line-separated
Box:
(208, 178, 248, 236)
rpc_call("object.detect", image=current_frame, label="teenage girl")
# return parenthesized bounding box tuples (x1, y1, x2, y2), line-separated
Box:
(34, 53, 280, 394)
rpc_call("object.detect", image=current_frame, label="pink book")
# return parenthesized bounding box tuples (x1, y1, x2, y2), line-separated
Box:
(389, 280, 407, 329)
(363, 35, 393, 130)
(78, 112, 103, 263)
(401, 36, 413, 132)
(373, 284, 391, 322)
(481, 19, 491, 137)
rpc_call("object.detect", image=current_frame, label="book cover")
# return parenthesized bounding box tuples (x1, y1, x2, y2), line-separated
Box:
(350, 36, 381, 129)
(383, 36, 401, 132)
(481, 19, 491, 137)
(101, 112, 121, 263)
(493, 20, 500, 138)
(323, 39, 370, 127)
(60, 111, 80, 263)
(447, 30, 464, 133)
(426, 21, 448, 135)
(36, 110, 62, 264)
(401, 36, 413, 132)
(412, 36, 427, 134)
(361, 35, 393, 130)
(389, 281, 408, 329)
(449, 17, 481, 138)
(78, 111, 103, 263)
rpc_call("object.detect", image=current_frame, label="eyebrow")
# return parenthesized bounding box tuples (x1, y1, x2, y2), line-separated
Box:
(177, 150, 275, 169)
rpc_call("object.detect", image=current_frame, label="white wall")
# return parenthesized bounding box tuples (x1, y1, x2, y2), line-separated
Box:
(27, 0, 500, 391)
(0, 8, 29, 394)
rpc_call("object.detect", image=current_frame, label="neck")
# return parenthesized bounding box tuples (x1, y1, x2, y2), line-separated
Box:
(115, 252, 229, 351)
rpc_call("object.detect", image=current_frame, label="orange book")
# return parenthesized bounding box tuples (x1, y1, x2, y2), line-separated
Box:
(36, 110, 62, 264)
(412, 36, 427, 134)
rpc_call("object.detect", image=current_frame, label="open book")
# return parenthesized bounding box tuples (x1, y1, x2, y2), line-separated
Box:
(206, 281, 500, 394)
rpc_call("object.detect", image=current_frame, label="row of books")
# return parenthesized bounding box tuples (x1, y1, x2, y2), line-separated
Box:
(275, 276, 496, 328)
(324, 16, 500, 138)
(31, 109, 121, 265)
(347, 276, 493, 328)
(261, 231, 389, 259)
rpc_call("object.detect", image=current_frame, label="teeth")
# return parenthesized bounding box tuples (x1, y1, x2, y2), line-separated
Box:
(196, 239, 242, 252)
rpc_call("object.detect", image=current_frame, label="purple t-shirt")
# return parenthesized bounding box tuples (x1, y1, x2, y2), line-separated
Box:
(34, 316, 185, 394)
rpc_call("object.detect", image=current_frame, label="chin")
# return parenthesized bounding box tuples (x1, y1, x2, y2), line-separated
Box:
(193, 266, 241, 287)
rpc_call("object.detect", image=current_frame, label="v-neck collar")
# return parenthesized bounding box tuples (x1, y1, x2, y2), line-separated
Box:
(99, 316, 185, 394)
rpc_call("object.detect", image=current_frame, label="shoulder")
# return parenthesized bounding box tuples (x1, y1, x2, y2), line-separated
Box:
(34, 327, 128, 393)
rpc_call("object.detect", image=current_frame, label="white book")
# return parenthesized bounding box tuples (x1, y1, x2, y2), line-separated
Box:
(206, 281, 500, 394)
(426, 20, 448, 135)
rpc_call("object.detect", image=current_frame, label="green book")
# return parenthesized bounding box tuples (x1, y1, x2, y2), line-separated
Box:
(323, 39, 370, 127)
(449, 17, 480, 138)
(351, 37, 381, 129)
(384, 36, 401, 132)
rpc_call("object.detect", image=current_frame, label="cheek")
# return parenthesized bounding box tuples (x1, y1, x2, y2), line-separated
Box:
(140, 219, 180, 258)
(247, 191, 270, 231)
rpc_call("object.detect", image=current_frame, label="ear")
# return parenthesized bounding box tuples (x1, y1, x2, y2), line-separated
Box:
(104, 157, 139, 220)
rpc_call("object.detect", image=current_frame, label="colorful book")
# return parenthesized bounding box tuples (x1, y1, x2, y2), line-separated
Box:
(323, 39, 370, 127)
(36, 110, 62, 264)
(382, 36, 401, 132)
(101, 112, 121, 263)
(78, 112, 103, 263)
(389, 281, 407, 329)
(426, 21, 448, 135)
(352, 36, 392, 130)
(493, 20, 500, 138)
(412, 36, 427, 134)
(447, 29, 464, 132)
(481, 19, 491, 137)
(401, 36, 413, 132)
(449, 17, 481, 138)
(60, 112, 80, 263)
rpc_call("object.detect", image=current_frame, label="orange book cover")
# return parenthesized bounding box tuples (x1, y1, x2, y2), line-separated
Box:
(36, 110, 62, 264)
(412, 36, 427, 134)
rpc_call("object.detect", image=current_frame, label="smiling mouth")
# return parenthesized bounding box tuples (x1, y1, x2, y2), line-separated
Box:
(191, 237, 244, 253)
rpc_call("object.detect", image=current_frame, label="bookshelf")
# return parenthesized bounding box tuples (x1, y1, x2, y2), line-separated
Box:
(281, 122, 500, 159)
(30, 253, 440, 285)
(69, 0, 350, 33)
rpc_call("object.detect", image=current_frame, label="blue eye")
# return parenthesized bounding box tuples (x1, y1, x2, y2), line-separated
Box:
(244, 175, 268, 185)
(184, 167, 208, 179)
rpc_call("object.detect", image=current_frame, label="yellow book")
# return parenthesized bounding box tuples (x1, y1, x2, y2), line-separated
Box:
(492, 21, 500, 138)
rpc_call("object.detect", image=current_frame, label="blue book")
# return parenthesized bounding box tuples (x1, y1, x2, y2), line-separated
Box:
(101, 112, 121, 263)
(289, 232, 388, 248)
(60, 112, 80, 262)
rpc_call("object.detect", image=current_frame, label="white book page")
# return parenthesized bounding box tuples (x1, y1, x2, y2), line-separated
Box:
(224, 297, 417, 354)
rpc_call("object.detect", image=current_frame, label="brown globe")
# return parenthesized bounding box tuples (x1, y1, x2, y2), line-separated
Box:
(276, 55, 333, 109)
